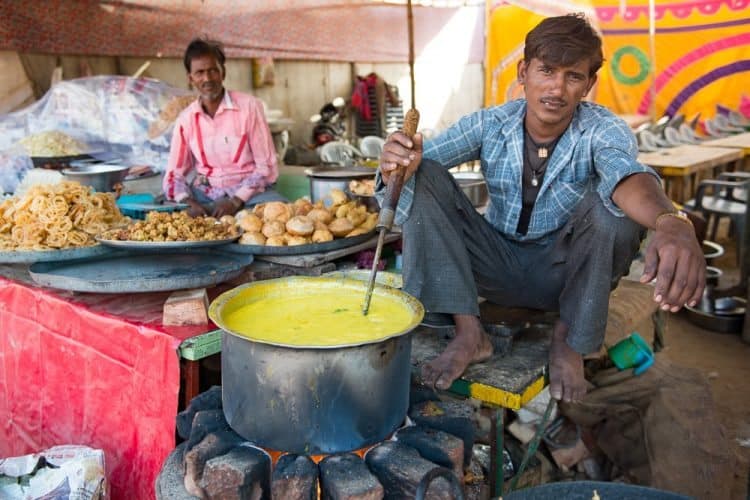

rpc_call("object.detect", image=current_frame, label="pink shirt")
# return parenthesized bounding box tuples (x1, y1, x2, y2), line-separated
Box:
(163, 90, 278, 202)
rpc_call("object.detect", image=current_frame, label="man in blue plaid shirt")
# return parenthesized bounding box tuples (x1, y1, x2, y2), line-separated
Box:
(379, 14, 704, 403)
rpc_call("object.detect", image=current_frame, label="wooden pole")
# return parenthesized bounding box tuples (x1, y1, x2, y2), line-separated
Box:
(407, 0, 416, 109)
(648, 0, 657, 120)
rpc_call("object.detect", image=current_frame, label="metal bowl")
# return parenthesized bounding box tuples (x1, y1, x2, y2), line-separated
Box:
(684, 296, 745, 334)
(706, 265, 722, 287)
(452, 171, 488, 208)
(62, 164, 130, 192)
(304, 165, 375, 205)
(702, 240, 724, 263)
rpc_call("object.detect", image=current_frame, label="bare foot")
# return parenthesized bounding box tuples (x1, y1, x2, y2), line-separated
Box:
(421, 314, 493, 390)
(549, 321, 586, 403)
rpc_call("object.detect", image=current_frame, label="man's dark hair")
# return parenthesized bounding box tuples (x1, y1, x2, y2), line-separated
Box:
(183, 38, 226, 74)
(524, 13, 603, 77)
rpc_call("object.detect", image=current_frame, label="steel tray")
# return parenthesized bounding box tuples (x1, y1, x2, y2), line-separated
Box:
(29, 249, 252, 293)
(96, 234, 239, 250)
(0, 244, 116, 264)
(225, 230, 375, 256)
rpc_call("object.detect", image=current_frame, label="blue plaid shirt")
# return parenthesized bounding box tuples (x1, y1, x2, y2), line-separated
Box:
(383, 100, 658, 241)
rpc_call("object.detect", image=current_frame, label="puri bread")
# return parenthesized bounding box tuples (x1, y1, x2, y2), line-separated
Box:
(359, 212, 378, 231)
(261, 220, 286, 238)
(285, 215, 315, 236)
(252, 203, 266, 218)
(266, 235, 286, 246)
(286, 235, 310, 246)
(311, 229, 333, 243)
(238, 213, 263, 233)
(239, 232, 266, 245)
(346, 208, 367, 227)
(293, 198, 313, 216)
(328, 217, 355, 237)
(307, 208, 333, 224)
(263, 201, 292, 223)
(327, 188, 349, 206)
(219, 214, 235, 226)
(346, 227, 370, 237)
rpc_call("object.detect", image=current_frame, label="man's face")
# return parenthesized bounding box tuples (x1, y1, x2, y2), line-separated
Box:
(517, 57, 596, 131)
(188, 55, 224, 102)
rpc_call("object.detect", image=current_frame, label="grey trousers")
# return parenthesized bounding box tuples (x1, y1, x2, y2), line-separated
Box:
(401, 160, 645, 354)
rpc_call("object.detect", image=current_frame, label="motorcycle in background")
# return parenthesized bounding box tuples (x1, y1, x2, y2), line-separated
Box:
(310, 97, 347, 147)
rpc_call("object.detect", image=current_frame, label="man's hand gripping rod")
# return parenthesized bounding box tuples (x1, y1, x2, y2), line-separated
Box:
(362, 109, 420, 315)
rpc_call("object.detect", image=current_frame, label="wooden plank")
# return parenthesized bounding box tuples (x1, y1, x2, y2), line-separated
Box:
(638, 145, 742, 175)
(256, 231, 401, 268)
(701, 132, 750, 155)
(179, 329, 222, 361)
(410, 325, 549, 410)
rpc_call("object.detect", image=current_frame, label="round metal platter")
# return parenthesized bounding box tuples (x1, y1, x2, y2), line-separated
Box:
(0, 244, 116, 264)
(96, 234, 240, 250)
(29, 249, 253, 293)
(225, 230, 376, 256)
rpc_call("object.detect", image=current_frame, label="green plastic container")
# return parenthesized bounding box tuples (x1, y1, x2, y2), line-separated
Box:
(607, 332, 654, 375)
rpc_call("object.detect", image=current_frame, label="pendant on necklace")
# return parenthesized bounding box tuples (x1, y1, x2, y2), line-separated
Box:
(537, 147, 548, 159)
(531, 176, 539, 187)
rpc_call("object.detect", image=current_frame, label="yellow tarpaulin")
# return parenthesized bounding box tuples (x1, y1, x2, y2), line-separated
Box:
(485, 0, 750, 121)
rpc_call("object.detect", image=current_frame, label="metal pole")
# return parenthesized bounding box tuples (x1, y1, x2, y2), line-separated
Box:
(648, 0, 657, 120)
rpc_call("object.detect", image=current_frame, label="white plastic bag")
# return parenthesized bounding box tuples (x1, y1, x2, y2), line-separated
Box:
(0, 445, 106, 500)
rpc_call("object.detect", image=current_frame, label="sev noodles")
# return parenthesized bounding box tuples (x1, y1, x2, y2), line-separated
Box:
(0, 181, 127, 250)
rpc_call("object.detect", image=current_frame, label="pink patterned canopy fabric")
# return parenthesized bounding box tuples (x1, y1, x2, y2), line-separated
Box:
(0, 1, 483, 63)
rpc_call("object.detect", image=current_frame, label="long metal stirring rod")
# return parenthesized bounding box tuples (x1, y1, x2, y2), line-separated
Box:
(362, 109, 420, 315)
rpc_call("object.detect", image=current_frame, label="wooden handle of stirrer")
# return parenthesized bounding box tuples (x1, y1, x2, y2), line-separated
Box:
(378, 109, 420, 230)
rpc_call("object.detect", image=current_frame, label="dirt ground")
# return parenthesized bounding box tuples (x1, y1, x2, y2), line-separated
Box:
(654, 232, 750, 499)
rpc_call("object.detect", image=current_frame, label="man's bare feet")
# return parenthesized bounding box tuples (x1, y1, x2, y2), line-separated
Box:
(549, 320, 586, 403)
(421, 314, 494, 390)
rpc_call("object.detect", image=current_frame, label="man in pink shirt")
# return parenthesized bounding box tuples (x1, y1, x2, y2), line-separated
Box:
(163, 38, 285, 217)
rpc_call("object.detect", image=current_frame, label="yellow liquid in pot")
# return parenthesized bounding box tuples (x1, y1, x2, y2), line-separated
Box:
(223, 290, 415, 347)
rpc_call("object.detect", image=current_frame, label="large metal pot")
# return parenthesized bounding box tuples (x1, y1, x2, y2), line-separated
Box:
(304, 166, 375, 205)
(209, 276, 424, 455)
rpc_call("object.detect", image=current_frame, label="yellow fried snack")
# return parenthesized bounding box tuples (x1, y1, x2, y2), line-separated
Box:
(0, 181, 127, 250)
(266, 235, 286, 246)
(346, 227, 370, 237)
(327, 188, 348, 206)
(311, 228, 334, 243)
(307, 207, 333, 225)
(328, 217, 355, 238)
(286, 235, 310, 246)
(349, 179, 375, 196)
(238, 213, 263, 233)
(100, 211, 237, 242)
(239, 232, 266, 245)
(261, 220, 286, 238)
(262, 201, 293, 223)
(286, 216, 314, 237)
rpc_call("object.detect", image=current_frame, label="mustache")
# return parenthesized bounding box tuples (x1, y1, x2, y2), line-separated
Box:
(540, 97, 566, 105)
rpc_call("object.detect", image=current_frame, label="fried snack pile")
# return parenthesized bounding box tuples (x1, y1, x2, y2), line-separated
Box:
(101, 211, 239, 242)
(0, 181, 127, 251)
(18, 131, 86, 157)
(234, 188, 378, 247)
(148, 94, 197, 139)
(349, 178, 375, 196)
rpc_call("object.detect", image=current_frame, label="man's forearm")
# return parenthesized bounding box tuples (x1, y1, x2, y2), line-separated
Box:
(611, 173, 677, 228)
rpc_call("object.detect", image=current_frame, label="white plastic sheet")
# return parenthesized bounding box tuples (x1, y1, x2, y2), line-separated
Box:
(0, 76, 193, 193)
